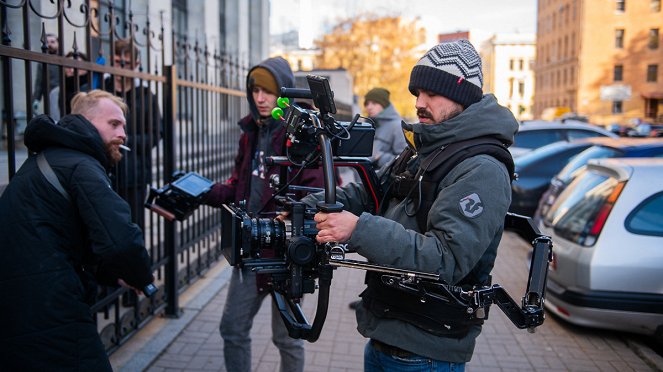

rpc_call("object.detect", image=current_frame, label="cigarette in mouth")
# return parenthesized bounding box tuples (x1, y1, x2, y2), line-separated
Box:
(119, 145, 131, 151)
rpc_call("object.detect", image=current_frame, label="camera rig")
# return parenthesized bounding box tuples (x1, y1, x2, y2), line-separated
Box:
(147, 75, 553, 342)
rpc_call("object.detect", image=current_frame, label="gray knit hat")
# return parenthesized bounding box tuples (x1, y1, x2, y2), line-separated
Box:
(408, 39, 483, 107)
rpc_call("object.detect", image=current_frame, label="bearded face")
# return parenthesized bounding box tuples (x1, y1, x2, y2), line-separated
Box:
(106, 139, 124, 165)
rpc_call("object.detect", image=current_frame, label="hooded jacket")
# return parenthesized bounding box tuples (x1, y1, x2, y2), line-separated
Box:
(204, 57, 325, 213)
(302, 94, 519, 363)
(0, 114, 153, 370)
(371, 104, 407, 169)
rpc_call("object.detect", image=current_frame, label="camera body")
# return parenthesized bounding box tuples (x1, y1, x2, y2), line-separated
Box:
(221, 197, 322, 299)
(145, 171, 214, 221)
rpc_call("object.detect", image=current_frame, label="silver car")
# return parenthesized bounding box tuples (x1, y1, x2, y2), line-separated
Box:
(539, 158, 663, 337)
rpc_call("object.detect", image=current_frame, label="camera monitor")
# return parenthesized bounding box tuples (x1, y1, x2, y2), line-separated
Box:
(171, 172, 214, 198)
(306, 75, 336, 115)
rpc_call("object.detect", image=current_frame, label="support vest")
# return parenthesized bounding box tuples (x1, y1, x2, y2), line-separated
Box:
(362, 136, 515, 338)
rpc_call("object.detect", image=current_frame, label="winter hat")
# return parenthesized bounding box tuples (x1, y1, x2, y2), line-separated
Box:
(364, 87, 390, 108)
(408, 39, 483, 108)
(248, 67, 279, 96)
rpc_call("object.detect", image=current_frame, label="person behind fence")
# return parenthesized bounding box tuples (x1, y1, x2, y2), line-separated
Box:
(48, 51, 90, 122)
(201, 56, 325, 372)
(32, 32, 61, 114)
(104, 39, 162, 232)
(0, 90, 155, 371)
(302, 39, 519, 371)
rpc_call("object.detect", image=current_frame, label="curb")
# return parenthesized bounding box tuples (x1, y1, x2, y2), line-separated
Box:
(625, 337, 663, 372)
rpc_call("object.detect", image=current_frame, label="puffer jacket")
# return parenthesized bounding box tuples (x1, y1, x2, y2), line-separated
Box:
(0, 114, 153, 371)
(302, 94, 519, 363)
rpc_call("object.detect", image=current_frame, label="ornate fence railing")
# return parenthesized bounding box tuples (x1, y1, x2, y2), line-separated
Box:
(1, 0, 248, 353)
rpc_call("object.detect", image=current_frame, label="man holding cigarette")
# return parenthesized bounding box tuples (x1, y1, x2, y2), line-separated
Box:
(0, 90, 155, 371)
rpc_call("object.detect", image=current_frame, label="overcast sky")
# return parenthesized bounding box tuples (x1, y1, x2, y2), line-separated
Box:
(270, 0, 537, 48)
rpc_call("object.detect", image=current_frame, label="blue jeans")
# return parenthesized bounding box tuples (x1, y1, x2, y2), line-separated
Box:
(364, 340, 465, 372)
(219, 267, 304, 372)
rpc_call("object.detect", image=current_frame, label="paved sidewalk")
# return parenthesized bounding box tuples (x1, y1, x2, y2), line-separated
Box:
(111, 231, 663, 371)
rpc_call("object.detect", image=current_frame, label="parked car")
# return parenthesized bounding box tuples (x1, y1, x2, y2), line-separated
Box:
(534, 137, 663, 225)
(624, 122, 663, 137)
(509, 139, 596, 217)
(511, 120, 617, 158)
(539, 158, 663, 337)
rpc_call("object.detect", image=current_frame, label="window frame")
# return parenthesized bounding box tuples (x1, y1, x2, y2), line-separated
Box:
(612, 100, 624, 114)
(647, 64, 658, 82)
(649, 28, 660, 49)
(614, 64, 624, 82)
(615, 29, 625, 48)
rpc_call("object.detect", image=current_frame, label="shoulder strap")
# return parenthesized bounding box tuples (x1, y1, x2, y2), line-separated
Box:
(37, 152, 71, 202)
(425, 137, 515, 183)
(415, 137, 514, 231)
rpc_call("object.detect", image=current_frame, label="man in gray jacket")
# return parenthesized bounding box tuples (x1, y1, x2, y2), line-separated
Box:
(363, 87, 407, 169)
(304, 39, 518, 371)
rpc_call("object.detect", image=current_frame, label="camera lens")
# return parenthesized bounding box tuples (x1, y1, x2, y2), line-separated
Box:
(249, 218, 285, 255)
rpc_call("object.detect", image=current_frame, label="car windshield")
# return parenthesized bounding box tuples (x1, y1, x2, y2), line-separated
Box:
(544, 170, 619, 246)
(556, 146, 622, 183)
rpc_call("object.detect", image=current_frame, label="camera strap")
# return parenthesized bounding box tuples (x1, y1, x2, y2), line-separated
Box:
(37, 152, 71, 202)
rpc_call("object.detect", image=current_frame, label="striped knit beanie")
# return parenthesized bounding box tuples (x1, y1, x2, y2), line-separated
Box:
(408, 39, 483, 108)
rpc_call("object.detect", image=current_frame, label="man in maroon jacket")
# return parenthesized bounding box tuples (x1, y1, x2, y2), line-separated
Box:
(203, 56, 324, 372)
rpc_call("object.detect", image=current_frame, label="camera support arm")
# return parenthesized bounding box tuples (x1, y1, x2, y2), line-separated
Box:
(327, 213, 553, 332)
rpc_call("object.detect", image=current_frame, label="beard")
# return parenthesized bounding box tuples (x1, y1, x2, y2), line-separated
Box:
(417, 105, 463, 124)
(106, 140, 123, 165)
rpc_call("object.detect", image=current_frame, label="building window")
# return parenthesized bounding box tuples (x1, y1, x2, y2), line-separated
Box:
(612, 101, 623, 114)
(649, 29, 660, 49)
(518, 81, 525, 96)
(616, 0, 625, 11)
(652, 0, 661, 12)
(519, 59, 524, 70)
(614, 64, 623, 81)
(647, 64, 658, 82)
(615, 29, 625, 48)
(509, 59, 514, 70)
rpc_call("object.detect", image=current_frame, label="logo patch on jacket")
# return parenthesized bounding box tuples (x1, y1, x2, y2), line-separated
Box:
(459, 193, 483, 218)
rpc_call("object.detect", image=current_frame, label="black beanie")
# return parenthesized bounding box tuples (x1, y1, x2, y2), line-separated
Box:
(408, 39, 483, 108)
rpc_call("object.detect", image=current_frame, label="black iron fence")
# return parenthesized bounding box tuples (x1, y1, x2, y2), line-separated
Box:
(1, 0, 248, 353)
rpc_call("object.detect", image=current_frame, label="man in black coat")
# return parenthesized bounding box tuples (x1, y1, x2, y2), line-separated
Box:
(0, 90, 155, 371)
